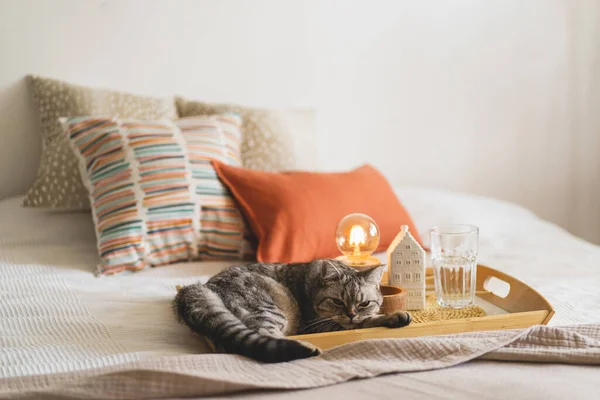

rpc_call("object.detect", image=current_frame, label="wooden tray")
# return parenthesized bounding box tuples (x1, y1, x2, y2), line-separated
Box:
(289, 264, 554, 350)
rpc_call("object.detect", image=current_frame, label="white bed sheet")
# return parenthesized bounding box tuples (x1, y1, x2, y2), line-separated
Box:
(1, 188, 599, 379)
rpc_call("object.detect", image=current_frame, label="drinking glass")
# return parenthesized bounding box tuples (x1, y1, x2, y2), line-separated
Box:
(430, 224, 479, 308)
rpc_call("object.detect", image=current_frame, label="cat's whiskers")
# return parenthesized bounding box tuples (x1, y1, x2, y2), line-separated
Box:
(317, 320, 340, 333)
(302, 317, 334, 333)
(302, 317, 331, 330)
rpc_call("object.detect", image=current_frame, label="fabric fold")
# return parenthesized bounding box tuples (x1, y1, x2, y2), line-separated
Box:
(2, 324, 599, 399)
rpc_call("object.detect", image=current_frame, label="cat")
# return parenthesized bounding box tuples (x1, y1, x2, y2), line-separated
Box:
(173, 258, 412, 363)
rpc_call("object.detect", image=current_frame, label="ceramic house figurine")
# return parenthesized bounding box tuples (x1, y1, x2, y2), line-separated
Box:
(387, 225, 426, 310)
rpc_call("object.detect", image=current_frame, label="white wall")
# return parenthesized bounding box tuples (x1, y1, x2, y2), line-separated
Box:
(1, 0, 599, 243)
(312, 0, 600, 244)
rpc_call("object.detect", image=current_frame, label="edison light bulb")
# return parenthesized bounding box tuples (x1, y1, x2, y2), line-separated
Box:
(335, 213, 380, 266)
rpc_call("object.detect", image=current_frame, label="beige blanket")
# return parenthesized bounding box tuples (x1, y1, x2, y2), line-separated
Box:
(1, 324, 599, 399)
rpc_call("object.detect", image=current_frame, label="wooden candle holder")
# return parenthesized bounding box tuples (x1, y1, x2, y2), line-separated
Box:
(380, 285, 407, 314)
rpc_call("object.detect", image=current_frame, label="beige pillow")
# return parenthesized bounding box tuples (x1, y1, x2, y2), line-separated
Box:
(176, 97, 298, 172)
(22, 75, 177, 209)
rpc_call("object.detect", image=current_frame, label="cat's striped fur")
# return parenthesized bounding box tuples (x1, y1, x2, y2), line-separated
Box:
(174, 259, 411, 363)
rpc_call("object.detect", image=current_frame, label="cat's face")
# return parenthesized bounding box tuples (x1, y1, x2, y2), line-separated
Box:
(311, 259, 385, 329)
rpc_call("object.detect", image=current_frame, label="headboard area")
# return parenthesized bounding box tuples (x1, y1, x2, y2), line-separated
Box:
(0, 0, 318, 200)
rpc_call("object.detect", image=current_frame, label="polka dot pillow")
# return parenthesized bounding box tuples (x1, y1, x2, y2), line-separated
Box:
(62, 114, 255, 275)
(22, 75, 177, 209)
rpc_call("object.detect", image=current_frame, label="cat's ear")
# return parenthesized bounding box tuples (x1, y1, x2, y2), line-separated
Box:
(360, 265, 386, 285)
(319, 259, 342, 281)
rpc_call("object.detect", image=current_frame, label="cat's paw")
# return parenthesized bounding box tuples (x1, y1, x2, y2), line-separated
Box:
(382, 311, 412, 328)
(264, 339, 322, 363)
(276, 340, 321, 362)
(297, 340, 322, 358)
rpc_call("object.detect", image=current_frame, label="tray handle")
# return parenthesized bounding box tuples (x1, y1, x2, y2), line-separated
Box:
(476, 265, 554, 319)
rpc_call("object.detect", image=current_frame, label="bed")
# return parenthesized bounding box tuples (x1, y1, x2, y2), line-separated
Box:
(1, 187, 600, 397)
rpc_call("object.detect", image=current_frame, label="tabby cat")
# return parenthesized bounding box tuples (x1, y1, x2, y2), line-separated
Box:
(174, 259, 412, 363)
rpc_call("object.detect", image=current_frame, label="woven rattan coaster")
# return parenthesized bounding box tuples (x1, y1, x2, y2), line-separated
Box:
(410, 293, 486, 323)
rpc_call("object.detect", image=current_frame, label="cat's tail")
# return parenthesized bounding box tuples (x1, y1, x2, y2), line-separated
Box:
(173, 283, 321, 363)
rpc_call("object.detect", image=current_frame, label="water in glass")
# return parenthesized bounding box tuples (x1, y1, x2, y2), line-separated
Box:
(430, 224, 479, 308)
(432, 254, 477, 308)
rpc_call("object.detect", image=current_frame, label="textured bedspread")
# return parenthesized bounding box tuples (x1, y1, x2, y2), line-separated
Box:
(2, 187, 600, 398)
(1, 324, 599, 399)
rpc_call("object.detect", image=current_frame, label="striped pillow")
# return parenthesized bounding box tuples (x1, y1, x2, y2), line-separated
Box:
(62, 114, 254, 275)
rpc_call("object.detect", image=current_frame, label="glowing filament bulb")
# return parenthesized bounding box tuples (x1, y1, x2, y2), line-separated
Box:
(335, 213, 380, 266)
(349, 224, 366, 256)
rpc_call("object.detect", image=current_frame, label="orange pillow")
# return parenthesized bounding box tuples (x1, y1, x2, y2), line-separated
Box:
(213, 162, 421, 263)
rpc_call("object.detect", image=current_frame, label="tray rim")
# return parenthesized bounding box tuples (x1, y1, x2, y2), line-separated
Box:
(289, 309, 552, 345)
